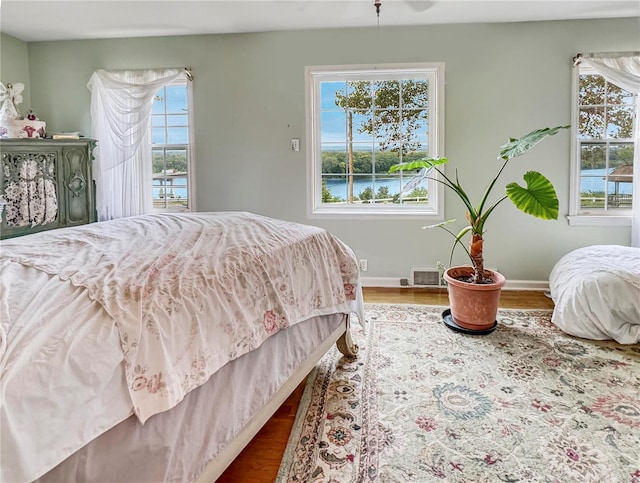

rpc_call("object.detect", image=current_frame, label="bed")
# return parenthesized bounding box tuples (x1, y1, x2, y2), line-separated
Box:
(0, 211, 364, 482)
(548, 244, 640, 344)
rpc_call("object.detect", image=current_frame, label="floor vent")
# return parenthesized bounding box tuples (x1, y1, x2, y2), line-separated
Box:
(411, 268, 443, 287)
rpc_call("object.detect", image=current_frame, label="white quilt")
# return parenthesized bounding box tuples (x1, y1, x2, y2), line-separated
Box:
(1, 212, 361, 422)
(549, 245, 640, 344)
(1, 262, 131, 483)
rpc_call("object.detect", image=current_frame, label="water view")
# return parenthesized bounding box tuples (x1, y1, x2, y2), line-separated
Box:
(581, 168, 632, 194)
(325, 177, 403, 198)
(153, 178, 188, 200)
(326, 168, 633, 200)
(154, 168, 633, 202)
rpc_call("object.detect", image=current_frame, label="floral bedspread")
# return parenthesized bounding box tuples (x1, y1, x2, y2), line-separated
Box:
(1, 212, 360, 422)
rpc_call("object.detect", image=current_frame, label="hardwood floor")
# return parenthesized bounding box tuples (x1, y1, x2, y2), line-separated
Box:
(362, 286, 555, 309)
(216, 288, 554, 482)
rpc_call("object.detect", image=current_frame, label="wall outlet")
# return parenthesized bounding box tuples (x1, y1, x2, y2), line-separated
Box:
(359, 259, 368, 272)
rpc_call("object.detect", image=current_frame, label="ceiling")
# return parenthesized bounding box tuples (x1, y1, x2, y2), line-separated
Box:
(1, 0, 639, 43)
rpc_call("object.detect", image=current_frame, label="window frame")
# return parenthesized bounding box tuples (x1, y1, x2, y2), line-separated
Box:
(567, 64, 635, 227)
(305, 62, 445, 219)
(150, 77, 196, 213)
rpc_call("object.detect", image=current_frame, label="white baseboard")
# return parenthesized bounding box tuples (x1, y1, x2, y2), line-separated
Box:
(503, 280, 550, 292)
(360, 276, 549, 292)
(360, 277, 404, 288)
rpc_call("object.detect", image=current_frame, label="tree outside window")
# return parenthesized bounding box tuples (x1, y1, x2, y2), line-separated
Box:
(307, 64, 444, 216)
(576, 69, 635, 213)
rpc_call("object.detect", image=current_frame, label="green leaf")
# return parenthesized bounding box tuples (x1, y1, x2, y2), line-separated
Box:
(454, 225, 472, 242)
(422, 219, 456, 230)
(388, 157, 448, 173)
(498, 125, 569, 160)
(506, 171, 559, 220)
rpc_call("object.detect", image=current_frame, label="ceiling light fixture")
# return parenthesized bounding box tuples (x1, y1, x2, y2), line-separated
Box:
(374, 0, 382, 17)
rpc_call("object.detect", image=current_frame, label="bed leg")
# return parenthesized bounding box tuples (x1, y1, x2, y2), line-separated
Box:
(336, 316, 359, 357)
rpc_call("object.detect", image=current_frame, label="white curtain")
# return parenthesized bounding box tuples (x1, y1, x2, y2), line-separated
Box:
(580, 52, 640, 248)
(87, 69, 185, 220)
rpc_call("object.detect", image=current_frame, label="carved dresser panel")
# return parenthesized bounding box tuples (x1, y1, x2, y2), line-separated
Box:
(0, 139, 97, 239)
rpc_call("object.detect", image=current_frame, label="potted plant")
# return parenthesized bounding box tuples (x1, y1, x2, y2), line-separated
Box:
(389, 125, 569, 334)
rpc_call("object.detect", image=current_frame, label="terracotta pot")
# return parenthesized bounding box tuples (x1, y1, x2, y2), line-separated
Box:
(443, 266, 506, 331)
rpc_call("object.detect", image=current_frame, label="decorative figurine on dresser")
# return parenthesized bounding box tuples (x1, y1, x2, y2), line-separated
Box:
(0, 138, 97, 239)
(0, 82, 46, 139)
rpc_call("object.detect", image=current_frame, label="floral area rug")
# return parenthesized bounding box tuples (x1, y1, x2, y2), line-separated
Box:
(276, 304, 640, 483)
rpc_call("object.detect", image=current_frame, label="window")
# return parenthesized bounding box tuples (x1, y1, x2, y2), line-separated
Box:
(569, 65, 636, 226)
(151, 79, 193, 212)
(306, 63, 445, 217)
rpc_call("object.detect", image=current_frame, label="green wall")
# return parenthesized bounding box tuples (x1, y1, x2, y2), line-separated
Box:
(8, 17, 640, 282)
(0, 32, 31, 112)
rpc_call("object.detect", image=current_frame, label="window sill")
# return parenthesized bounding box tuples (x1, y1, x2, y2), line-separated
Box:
(566, 215, 631, 227)
(153, 208, 192, 214)
(309, 206, 443, 220)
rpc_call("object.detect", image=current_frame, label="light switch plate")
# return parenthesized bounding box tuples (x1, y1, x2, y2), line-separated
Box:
(291, 138, 300, 151)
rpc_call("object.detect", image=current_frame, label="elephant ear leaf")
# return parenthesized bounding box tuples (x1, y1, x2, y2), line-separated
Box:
(499, 125, 569, 160)
(389, 157, 448, 173)
(506, 171, 559, 220)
